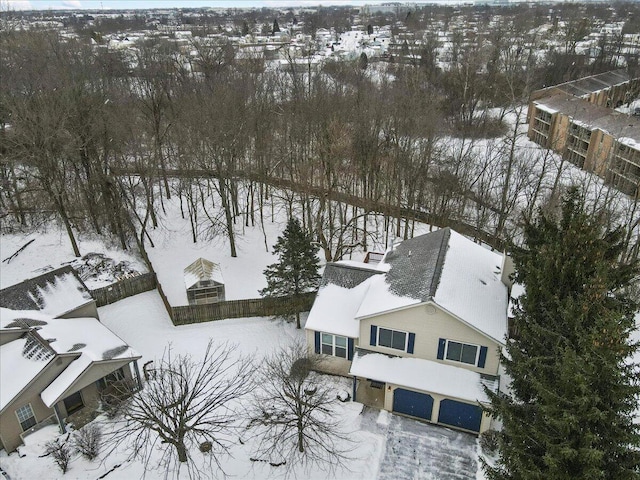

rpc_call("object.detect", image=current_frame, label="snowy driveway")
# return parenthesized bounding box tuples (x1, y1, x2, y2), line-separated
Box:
(360, 407, 478, 480)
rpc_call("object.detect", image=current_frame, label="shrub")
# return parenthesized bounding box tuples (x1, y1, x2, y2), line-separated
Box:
(73, 423, 102, 460)
(45, 439, 71, 473)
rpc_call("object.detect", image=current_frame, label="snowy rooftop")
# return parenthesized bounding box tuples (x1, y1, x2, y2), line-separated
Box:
(0, 266, 93, 318)
(433, 230, 508, 344)
(350, 351, 498, 404)
(0, 307, 140, 410)
(308, 229, 508, 344)
(184, 258, 225, 290)
(533, 93, 640, 140)
(0, 334, 53, 411)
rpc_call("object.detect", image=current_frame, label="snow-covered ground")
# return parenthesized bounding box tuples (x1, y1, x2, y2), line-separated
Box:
(0, 291, 387, 480)
(0, 231, 146, 290)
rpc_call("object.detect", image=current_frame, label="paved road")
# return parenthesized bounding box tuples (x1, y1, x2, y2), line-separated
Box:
(360, 407, 478, 480)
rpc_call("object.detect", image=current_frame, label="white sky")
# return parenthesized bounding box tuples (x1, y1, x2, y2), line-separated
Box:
(4, 0, 555, 12)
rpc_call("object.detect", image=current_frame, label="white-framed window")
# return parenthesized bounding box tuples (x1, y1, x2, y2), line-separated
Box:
(15, 404, 36, 431)
(321, 333, 348, 358)
(377, 327, 408, 351)
(445, 340, 479, 366)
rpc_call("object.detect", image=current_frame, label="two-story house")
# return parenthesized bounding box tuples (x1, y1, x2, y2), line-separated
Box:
(305, 228, 510, 434)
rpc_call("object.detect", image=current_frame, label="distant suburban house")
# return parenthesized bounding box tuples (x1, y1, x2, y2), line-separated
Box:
(0, 268, 142, 453)
(305, 228, 511, 434)
(184, 258, 225, 305)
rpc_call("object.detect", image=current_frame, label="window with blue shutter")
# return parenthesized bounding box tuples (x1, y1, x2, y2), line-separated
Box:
(370, 325, 377, 346)
(439, 339, 488, 368)
(407, 333, 415, 354)
(314, 331, 320, 354)
(347, 338, 354, 361)
(478, 346, 488, 368)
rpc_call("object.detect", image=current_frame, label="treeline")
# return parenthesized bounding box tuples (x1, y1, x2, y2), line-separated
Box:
(0, 27, 638, 263)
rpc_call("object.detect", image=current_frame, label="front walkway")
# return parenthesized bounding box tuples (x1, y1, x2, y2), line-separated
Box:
(359, 406, 478, 480)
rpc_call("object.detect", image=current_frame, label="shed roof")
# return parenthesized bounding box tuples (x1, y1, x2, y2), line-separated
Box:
(184, 258, 224, 290)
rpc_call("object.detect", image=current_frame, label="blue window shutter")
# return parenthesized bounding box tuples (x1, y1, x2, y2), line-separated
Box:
(478, 346, 488, 368)
(348, 338, 354, 360)
(407, 333, 415, 354)
(370, 325, 377, 346)
(314, 331, 320, 354)
(437, 338, 446, 360)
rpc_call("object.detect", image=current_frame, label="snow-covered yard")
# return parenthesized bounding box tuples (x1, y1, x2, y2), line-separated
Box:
(0, 290, 481, 480)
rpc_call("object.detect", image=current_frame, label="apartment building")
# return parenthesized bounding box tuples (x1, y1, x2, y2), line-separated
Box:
(528, 70, 640, 198)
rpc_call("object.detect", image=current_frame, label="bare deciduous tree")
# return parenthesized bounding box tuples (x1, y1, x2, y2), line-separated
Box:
(246, 343, 353, 477)
(107, 341, 254, 478)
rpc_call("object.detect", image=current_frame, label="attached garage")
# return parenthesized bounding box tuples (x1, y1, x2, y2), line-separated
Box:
(437, 399, 483, 433)
(392, 388, 433, 421)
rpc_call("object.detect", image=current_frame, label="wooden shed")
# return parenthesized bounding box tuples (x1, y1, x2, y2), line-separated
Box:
(184, 258, 225, 305)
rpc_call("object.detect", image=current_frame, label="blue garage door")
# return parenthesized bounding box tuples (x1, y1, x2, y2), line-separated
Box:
(437, 399, 482, 432)
(393, 388, 433, 420)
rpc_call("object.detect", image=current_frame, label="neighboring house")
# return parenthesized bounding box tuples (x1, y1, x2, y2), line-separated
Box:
(0, 269, 142, 453)
(305, 228, 511, 434)
(0, 266, 98, 319)
(184, 258, 225, 305)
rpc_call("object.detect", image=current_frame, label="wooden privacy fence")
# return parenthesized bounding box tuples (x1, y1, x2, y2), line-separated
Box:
(90, 272, 157, 307)
(172, 291, 317, 325)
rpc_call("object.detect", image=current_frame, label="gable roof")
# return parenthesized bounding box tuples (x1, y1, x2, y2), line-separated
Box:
(0, 308, 140, 412)
(306, 262, 384, 338)
(0, 266, 94, 318)
(184, 258, 224, 290)
(308, 228, 508, 344)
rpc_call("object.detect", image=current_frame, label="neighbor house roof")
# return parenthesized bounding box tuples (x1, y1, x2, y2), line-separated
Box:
(0, 307, 140, 412)
(184, 258, 224, 290)
(0, 266, 94, 318)
(307, 228, 509, 344)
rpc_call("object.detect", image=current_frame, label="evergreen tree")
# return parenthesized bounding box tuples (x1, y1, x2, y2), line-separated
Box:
(272, 18, 280, 34)
(260, 218, 320, 329)
(485, 188, 640, 480)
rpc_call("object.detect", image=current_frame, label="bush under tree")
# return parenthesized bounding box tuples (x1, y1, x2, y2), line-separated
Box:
(485, 188, 640, 479)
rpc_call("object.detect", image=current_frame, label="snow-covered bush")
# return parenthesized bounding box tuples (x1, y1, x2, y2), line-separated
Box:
(44, 439, 71, 473)
(73, 423, 102, 460)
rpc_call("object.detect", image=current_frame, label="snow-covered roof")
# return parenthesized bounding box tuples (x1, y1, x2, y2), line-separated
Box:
(305, 282, 369, 338)
(184, 258, 224, 290)
(349, 351, 498, 404)
(433, 231, 509, 344)
(308, 229, 508, 343)
(0, 335, 53, 411)
(0, 267, 94, 318)
(0, 308, 140, 410)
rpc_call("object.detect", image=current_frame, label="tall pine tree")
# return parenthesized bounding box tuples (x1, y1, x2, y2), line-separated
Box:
(485, 188, 640, 480)
(260, 218, 320, 329)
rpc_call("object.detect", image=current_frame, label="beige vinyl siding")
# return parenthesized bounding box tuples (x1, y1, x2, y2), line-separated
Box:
(305, 329, 355, 377)
(0, 355, 75, 452)
(359, 303, 501, 375)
